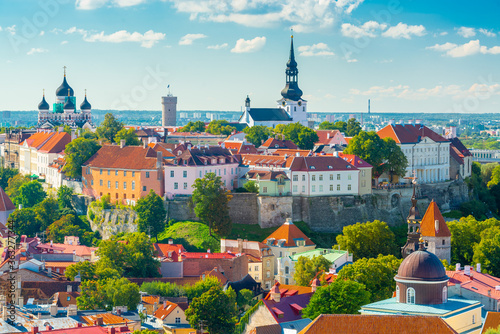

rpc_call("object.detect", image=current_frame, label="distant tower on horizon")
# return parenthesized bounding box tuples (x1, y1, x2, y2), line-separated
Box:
(368, 99, 371, 114)
(161, 86, 177, 127)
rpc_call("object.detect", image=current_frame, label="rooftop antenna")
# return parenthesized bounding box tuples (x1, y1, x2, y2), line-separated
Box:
(167, 84, 172, 97)
(368, 99, 370, 114)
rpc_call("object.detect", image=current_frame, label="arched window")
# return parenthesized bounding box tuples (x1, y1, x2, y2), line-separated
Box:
(285, 266, 289, 274)
(442, 286, 448, 303)
(396, 286, 400, 302)
(406, 287, 415, 304)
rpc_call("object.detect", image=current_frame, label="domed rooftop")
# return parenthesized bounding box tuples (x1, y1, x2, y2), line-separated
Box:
(396, 248, 448, 282)
(80, 95, 91, 110)
(38, 94, 49, 110)
(56, 76, 74, 97)
(64, 98, 75, 110)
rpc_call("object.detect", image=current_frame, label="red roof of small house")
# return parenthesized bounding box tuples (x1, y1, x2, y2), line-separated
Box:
(148, 142, 176, 158)
(263, 220, 314, 247)
(35, 325, 130, 334)
(154, 300, 182, 320)
(200, 267, 229, 284)
(289, 156, 358, 172)
(265, 284, 312, 300)
(141, 295, 160, 305)
(263, 292, 312, 323)
(315, 130, 347, 146)
(38, 132, 71, 153)
(181, 252, 236, 259)
(154, 243, 186, 262)
(81, 313, 132, 326)
(420, 200, 451, 237)
(337, 153, 372, 168)
(377, 124, 448, 144)
(298, 314, 458, 334)
(245, 170, 289, 181)
(261, 138, 298, 150)
(447, 269, 500, 300)
(21, 131, 54, 148)
(240, 154, 293, 168)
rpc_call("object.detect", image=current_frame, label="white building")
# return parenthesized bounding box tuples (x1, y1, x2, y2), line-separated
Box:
(377, 124, 451, 183)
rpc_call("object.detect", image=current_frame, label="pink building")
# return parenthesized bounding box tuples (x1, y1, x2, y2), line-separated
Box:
(164, 146, 239, 198)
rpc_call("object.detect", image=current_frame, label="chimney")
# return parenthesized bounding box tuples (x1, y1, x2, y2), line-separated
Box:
(435, 220, 440, 233)
(477, 263, 481, 273)
(207, 249, 211, 253)
(120, 139, 126, 148)
(456, 263, 461, 271)
(153, 301, 158, 312)
(311, 278, 320, 293)
(67, 285, 72, 293)
(163, 300, 167, 308)
(237, 238, 243, 253)
(214, 267, 217, 272)
(108, 328, 116, 334)
(327, 133, 330, 139)
(49, 304, 58, 316)
(96, 317, 104, 326)
(31, 327, 39, 334)
(47, 267, 52, 277)
(156, 151, 163, 169)
(46, 325, 52, 330)
(464, 265, 471, 276)
(168, 239, 173, 245)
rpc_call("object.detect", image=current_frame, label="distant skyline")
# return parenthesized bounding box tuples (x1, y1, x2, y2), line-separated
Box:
(1, 0, 500, 113)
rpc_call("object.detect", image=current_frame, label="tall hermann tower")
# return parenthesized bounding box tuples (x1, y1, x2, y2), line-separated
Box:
(277, 33, 308, 126)
(161, 86, 177, 127)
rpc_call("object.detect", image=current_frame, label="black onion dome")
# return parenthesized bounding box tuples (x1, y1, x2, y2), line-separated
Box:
(38, 95, 49, 110)
(56, 76, 74, 97)
(396, 249, 448, 282)
(80, 95, 91, 110)
(64, 98, 75, 110)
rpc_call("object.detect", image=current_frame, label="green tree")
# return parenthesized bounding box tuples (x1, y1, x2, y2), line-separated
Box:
(473, 226, 500, 277)
(97, 232, 160, 277)
(8, 208, 42, 237)
(302, 279, 371, 319)
(297, 127, 319, 150)
(180, 121, 206, 133)
(114, 128, 142, 146)
(96, 113, 124, 142)
(318, 121, 347, 132)
(236, 289, 254, 310)
(77, 280, 106, 310)
(5, 174, 30, 199)
(206, 120, 236, 136)
(81, 129, 98, 140)
(337, 255, 402, 302)
(185, 286, 238, 334)
(57, 185, 74, 210)
(243, 125, 272, 147)
(16, 181, 46, 208)
(488, 165, 500, 188)
(345, 118, 362, 136)
(484, 326, 500, 334)
(243, 180, 259, 193)
(336, 220, 396, 261)
(0, 167, 18, 189)
(65, 261, 96, 281)
(135, 189, 167, 241)
(63, 138, 102, 178)
(191, 173, 233, 237)
(382, 138, 408, 182)
(481, 163, 498, 185)
(46, 214, 96, 246)
(344, 131, 386, 177)
(184, 276, 222, 300)
(35, 197, 61, 230)
(63, 125, 72, 135)
(282, 122, 304, 144)
(293, 255, 331, 286)
(104, 277, 141, 311)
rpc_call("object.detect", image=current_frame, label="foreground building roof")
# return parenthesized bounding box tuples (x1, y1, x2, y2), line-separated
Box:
(419, 200, 451, 237)
(263, 219, 314, 248)
(377, 124, 449, 144)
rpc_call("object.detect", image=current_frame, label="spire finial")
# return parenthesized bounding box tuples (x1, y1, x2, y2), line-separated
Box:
(43, 89, 45, 97)
(85, 89, 87, 97)
(67, 88, 70, 97)
(291, 28, 293, 39)
(63, 65, 67, 77)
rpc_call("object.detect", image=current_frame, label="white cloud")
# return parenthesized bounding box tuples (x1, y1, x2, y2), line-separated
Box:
(457, 26, 476, 38)
(207, 43, 228, 49)
(298, 43, 334, 56)
(0, 27, 2, 32)
(65, 27, 165, 48)
(168, 0, 364, 32)
(231, 36, 266, 53)
(427, 40, 500, 57)
(381, 22, 426, 39)
(61, 40, 68, 45)
(479, 28, 496, 37)
(179, 33, 207, 45)
(75, 0, 146, 9)
(440, 31, 448, 36)
(6, 25, 16, 35)
(341, 21, 387, 38)
(346, 58, 358, 63)
(39, 31, 45, 36)
(27, 48, 48, 55)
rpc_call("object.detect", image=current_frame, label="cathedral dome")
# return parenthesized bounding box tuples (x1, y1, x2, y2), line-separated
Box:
(56, 76, 74, 97)
(64, 98, 75, 110)
(38, 95, 49, 110)
(396, 248, 447, 282)
(80, 95, 91, 110)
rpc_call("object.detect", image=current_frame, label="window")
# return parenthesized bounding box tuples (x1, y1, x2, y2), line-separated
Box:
(107, 181, 111, 188)
(337, 184, 340, 191)
(285, 266, 289, 274)
(293, 185, 298, 192)
(302, 175, 305, 181)
(132, 181, 135, 190)
(302, 186, 305, 192)
(361, 170, 365, 177)
(267, 271, 270, 278)
(175, 318, 181, 324)
(132, 171, 135, 177)
(337, 174, 340, 180)
(312, 175, 316, 181)
(170, 171, 174, 177)
(255, 266, 259, 271)
(442, 239, 445, 245)
(231, 168, 234, 175)
(184, 182, 188, 189)
(123, 182, 127, 189)
(330, 174, 333, 180)
(200, 171, 202, 177)
(348, 174, 351, 180)
(86, 167, 90, 175)
(249, 266, 252, 272)
(319, 185, 323, 192)
(115, 181, 119, 189)
(348, 184, 351, 191)
(330, 185, 333, 191)
(473, 315, 476, 324)
(293, 175, 298, 181)
(174, 182, 178, 189)
(91, 180, 93, 186)
(107, 169, 110, 175)
(255, 274, 259, 280)
(100, 180, 103, 186)
(100, 169, 103, 175)
(312, 185, 316, 192)
(146, 172, 150, 178)
(319, 175, 323, 181)
(267, 260, 270, 268)
(406, 288, 415, 304)
(442, 286, 448, 303)
(143, 186, 146, 191)
(224, 169, 226, 175)
(263, 187, 268, 193)
(183, 171, 187, 178)
(124, 171, 126, 177)
(115, 170, 118, 176)
(396, 286, 400, 302)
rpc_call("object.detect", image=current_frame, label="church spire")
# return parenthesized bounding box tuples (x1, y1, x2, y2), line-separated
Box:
(281, 32, 303, 101)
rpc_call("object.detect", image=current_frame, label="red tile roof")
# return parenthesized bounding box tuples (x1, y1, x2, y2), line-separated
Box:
(298, 314, 458, 334)
(338, 153, 372, 168)
(450, 137, 471, 157)
(201, 267, 228, 284)
(261, 138, 298, 150)
(420, 200, 451, 237)
(245, 170, 289, 181)
(81, 313, 131, 326)
(154, 300, 181, 320)
(148, 142, 176, 158)
(377, 124, 448, 144)
(83, 145, 159, 170)
(447, 269, 500, 300)
(36, 325, 126, 334)
(22, 132, 54, 148)
(38, 132, 71, 153)
(263, 220, 314, 247)
(0, 186, 15, 211)
(154, 243, 186, 262)
(263, 292, 312, 323)
(141, 295, 160, 305)
(181, 252, 236, 259)
(315, 130, 347, 146)
(240, 154, 293, 168)
(264, 284, 312, 300)
(289, 156, 358, 172)
(37, 242, 97, 257)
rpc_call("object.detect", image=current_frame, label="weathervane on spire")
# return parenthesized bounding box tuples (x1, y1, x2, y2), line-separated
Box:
(63, 66, 67, 77)
(43, 89, 45, 97)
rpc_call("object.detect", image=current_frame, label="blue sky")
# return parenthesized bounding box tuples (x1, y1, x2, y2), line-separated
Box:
(1, 0, 500, 114)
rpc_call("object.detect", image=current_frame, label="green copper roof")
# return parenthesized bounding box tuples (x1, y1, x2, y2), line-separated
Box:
(290, 248, 349, 263)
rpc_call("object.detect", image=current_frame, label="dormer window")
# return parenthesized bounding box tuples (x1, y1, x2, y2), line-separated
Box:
(328, 166, 333, 169)
(310, 166, 316, 169)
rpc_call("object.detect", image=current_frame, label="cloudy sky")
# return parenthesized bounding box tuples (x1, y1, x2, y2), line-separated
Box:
(1, 0, 500, 113)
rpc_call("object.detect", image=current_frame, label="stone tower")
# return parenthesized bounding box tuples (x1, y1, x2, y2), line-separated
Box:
(420, 200, 451, 263)
(401, 184, 422, 258)
(161, 92, 177, 127)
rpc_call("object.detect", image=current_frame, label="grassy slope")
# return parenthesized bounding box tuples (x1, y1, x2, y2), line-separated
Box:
(157, 221, 220, 252)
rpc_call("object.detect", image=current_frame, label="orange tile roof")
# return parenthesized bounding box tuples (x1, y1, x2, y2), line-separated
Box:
(38, 132, 71, 153)
(263, 221, 314, 247)
(22, 132, 55, 148)
(261, 138, 298, 150)
(273, 149, 311, 157)
(298, 314, 458, 334)
(83, 145, 159, 170)
(377, 124, 448, 144)
(148, 142, 176, 158)
(81, 313, 131, 326)
(201, 268, 228, 285)
(240, 154, 292, 168)
(141, 295, 160, 305)
(44, 262, 77, 268)
(420, 200, 451, 237)
(447, 269, 500, 300)
(38, 242, 97, 257)
(153, 301, 181, 320)
(338, 153, 372, 168)
(482, 312, 500, 334)
(264, 284, 312, 300)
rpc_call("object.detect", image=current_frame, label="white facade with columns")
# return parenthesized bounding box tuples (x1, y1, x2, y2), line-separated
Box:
(401, 137, 451, 183)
